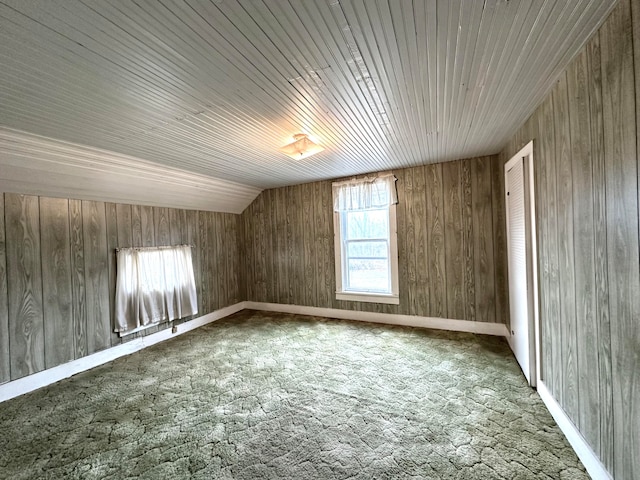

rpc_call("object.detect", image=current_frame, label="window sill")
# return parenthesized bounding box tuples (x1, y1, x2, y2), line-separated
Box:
(336, 291, 400, 305)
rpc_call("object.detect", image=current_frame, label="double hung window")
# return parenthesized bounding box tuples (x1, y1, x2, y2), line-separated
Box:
(333, 174, 399, 304)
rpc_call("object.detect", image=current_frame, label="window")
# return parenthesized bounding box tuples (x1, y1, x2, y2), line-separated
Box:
(333, 174, 399, 304)
(115, 245, 198, 335)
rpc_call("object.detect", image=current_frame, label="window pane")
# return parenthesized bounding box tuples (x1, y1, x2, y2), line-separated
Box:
(347, 259, 389, 292)
(347, 241, 388, 259)
(346, 209, 388, 239)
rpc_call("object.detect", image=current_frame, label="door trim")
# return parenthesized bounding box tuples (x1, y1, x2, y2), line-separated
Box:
(505, 141, 539, 387)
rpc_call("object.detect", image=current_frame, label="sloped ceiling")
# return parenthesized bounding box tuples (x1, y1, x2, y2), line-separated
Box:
(0, 0, 618, 212)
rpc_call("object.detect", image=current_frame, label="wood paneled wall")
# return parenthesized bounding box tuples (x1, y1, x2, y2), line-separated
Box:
(0, 193, 241, 383)
(242, 155, 508, 324)
(500, 0, 639, 477)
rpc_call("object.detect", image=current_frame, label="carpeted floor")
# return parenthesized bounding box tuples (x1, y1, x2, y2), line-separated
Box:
(0, 310, 587, 479)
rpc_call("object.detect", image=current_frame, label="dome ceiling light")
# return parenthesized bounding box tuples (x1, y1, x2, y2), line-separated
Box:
(279, 133, 324, 160)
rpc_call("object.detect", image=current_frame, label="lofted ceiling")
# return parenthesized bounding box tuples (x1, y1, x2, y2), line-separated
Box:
(0, 0, 618, 211)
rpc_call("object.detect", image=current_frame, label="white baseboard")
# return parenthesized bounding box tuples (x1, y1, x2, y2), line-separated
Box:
(244, 302, 509, 337)
(537, 381, 611, 480)
(0, 302, 247, 403)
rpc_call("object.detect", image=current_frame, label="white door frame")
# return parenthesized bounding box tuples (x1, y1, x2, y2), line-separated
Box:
(505, 141, 540, 387)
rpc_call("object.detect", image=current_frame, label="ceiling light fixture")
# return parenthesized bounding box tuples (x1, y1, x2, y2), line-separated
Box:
(279, 133, 324, 160)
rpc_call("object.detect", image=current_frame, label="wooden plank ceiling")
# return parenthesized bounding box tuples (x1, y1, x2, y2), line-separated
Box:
(0, 0, 617, 209)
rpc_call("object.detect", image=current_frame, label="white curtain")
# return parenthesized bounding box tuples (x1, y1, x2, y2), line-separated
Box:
(115, 245, 198, 334)
(332, 173, 398, 211)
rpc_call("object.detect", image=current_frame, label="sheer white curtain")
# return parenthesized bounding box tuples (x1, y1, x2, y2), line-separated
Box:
(115, 245, 198, 334)
(332, 173, 398, 211)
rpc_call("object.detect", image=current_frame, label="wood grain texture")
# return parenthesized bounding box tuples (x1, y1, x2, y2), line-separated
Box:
(425, 163, 446, 317)
(461, 160, 475, 321)
(5, 194, 44, 379)
(39, 197, 74, 368)
(412, 167, 428, 317)
(535, 95, 554, 388)
(498, 3, 640, 475)
(587, 31, 614, 472)
(490, 155, 508, 328)
(69, 199, 87, 359)
(1, 192, 241, 380)
(140, 205, 155, 247)
(301, 183, 316, 306)
(553, 73, 579, 422)
(567, 47, 600, 453)
(105, 203, 119, 346)
(471, 157, 496, 323)
(185, 210, 201, 316)
(403, 167, 417, 314)
(442, 161, 464, 319)
(198, 211, 210, 314)
(0, 194, 9, 383)
(244, 157, 503, 321)
(115, 204, 133, 248)
(543, 85, 562, 403)
(213, 213, 224, 310)
(395, 172, 410, 311)
(600, 1, 640, 477)
(153, 207, 171, 246)
(82, 201, 110, 354)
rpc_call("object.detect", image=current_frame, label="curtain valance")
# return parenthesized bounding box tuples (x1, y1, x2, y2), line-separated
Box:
(332, 173, 398, 212)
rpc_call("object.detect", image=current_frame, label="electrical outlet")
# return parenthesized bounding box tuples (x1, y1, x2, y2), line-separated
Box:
(172, 326, 178, 334)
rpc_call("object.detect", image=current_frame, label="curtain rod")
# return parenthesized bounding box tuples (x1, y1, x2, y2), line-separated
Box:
(115, 244, 194, 252)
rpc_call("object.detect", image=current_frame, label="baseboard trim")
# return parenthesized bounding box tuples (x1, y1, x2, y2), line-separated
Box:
(0, 302, 247, 403)
(537, 381, 611, 480)
(244, 302, 509, 337)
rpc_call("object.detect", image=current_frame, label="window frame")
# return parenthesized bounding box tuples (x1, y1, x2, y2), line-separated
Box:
(333, 203, 399, 304)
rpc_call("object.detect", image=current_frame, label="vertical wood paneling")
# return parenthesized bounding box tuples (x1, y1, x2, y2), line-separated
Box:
(184, 210, 201, 314)
(131, 205, 142, 246)
(82, 201, 110, 354)
(169, 208, 185, 245)
(535, 96, 553, 386)
(499, 3, 640, 475)
(5, 194, 44, 379)
(197, 211, 209, 313)
(301, 183, 316, 306)
(245, 157, 503, 321)
(425, 163, 446, 317)
(0, 194, 9, 383)
(412, 166, 428, 315)
(105, 203, 119, 346)
(1, 193, 242, 380)
(69, 199, 87, 359)
(543, 86, 562, 402)
(403, 167, 417, 314)
(567, 47, 600, 452)
(461, 160, 475, 321)
(262, 190, 273, 303)
(395, 172, 410, 310)
(316, 182, 333, 309)
(213, 213, 224, 309)
(586, 33, 613, 469)
(116, 204, 133, 247)
(39, 197, 74, 368)
(153, 207, 171, 246)
(140, 206, 155, 247)
(229, 214, 240, 305)
(553, 73, 579, 421)
(276, 188, 288, 304)
(491, 155, 508, 328)
(471, 157, 496, 323)
(442, 161, 464, 319)
(600, 1, 640, 477)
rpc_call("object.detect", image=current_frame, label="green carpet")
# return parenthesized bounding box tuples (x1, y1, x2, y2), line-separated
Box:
(0, 310, 587, 479)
